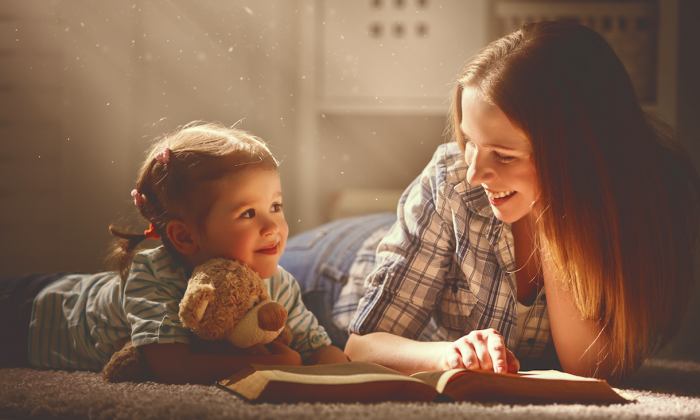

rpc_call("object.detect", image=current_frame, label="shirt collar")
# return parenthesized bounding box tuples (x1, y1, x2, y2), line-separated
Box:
(442, 146, 495, 219)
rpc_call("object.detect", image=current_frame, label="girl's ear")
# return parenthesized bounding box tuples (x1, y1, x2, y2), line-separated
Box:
(167, 220, 199, 255)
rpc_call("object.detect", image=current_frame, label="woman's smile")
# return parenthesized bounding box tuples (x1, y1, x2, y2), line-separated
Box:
(461, 87, 537, 223)
(484, 188, 517, 206)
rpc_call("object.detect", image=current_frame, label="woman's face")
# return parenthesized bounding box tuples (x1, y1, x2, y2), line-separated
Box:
(461, 87, 538, 224)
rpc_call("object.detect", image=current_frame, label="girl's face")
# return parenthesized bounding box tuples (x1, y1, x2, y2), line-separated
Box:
(196, 167, 288, 279)
(461, 87, 538, 224)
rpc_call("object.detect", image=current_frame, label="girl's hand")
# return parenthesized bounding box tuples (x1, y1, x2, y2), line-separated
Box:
(266, 341, 303, 366)
(440, 329, 520, 374)
(307, 345, 349, 365)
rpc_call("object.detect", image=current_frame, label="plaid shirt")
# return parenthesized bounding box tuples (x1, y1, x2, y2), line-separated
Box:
(348, 142, 553, 361)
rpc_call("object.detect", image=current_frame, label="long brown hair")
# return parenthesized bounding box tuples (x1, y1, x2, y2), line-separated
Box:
(107, 122, 278, 281)
(451, 21, 700, 380)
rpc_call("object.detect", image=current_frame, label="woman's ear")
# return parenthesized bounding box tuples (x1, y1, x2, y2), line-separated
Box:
(167, 220, 199, 255)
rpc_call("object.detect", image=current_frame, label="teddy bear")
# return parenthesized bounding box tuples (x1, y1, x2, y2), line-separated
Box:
(101, 258, 292, 383)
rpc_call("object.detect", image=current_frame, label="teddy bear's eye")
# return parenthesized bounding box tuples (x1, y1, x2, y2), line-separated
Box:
(248, 296, 260, 310)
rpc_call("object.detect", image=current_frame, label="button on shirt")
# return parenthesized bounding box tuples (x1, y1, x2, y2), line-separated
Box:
(348, 142, 553, 361)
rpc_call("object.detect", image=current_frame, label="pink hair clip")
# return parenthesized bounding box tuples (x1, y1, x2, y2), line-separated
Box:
(131, 189, 145, 206)
(155, 147, 170, 164)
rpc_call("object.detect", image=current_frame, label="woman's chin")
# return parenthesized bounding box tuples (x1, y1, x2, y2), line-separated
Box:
(491, 206, 531, 224)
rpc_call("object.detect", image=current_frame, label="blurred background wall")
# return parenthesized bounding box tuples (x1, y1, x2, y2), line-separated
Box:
(1, 0, 698, 356)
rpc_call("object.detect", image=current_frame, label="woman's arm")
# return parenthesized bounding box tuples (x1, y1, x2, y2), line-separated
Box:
(345, 332, 448, 374)
(140, 341, 301, 384)
(543, 258, 615, 381)
(345, 331, 519, 375)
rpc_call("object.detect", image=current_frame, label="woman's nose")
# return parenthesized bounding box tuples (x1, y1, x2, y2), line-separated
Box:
(465, 150, 495, 186)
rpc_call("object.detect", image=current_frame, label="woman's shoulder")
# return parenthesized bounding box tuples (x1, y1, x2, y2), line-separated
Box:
(428, 142, 487, 203)
(429, 142, 465, 178)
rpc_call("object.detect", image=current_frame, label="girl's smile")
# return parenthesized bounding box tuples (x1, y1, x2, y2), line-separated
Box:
(195, 167, 289, 279)
(256, 242, 280, 255)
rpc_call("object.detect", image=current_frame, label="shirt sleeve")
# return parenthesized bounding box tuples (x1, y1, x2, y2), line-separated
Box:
(349, 145, 456, 340)
(269, 267, 331, 362)
(331, 227, 390, 331)
(124, 253, 192, 348)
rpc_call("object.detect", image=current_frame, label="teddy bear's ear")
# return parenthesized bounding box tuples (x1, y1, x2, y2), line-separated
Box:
(179, 283, 215, 329)
(193, 300, 209, 323)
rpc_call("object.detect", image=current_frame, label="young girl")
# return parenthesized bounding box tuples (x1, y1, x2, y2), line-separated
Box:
(0, 122, 347, 384)
(282, 21, 700, 384)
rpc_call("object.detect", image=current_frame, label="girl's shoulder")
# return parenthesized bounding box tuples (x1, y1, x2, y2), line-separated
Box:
(263, 265, 300, 303)
(129, 246, 188, 284)
(264, 265, 295, 289)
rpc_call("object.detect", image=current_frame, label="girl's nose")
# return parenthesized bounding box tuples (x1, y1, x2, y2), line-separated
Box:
(260, 216, 279, 236)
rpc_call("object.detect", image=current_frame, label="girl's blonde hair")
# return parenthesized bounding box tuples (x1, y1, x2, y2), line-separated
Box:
(450, 21, 700, 380)
(108, 122, 278, 281)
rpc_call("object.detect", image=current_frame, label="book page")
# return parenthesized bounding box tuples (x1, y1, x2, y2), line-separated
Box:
(410, 369, 466, 392)
(243, 362, 426, 386)
(435, 369, 630, 403)
(218, 362, 440, 403)
(516, 370, 600, 381)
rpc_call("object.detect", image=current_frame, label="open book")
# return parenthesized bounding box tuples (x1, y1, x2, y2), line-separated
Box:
(217, 362, 632, 404)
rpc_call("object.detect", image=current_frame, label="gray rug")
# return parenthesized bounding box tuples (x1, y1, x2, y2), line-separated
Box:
(1, 358, 699, 420)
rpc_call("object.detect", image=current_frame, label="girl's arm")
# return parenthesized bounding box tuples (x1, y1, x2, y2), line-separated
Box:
(542, 258, 615, 381)
(140, 341, 301, 384)
(306, 345, 349, 365)
(345, 331, 519, 375)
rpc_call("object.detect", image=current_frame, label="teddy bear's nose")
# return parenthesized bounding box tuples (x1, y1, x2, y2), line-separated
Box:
(257, 302, 288, 331)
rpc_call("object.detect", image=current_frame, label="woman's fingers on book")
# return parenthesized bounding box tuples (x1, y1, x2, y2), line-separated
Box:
(506, 348, 520, 373)
(441, 329, 513, 373)
(486, 331, 508, 374)
(443, 329, 514, 374)
(472, 333, 494, 371)
(443, 339, 472, 369)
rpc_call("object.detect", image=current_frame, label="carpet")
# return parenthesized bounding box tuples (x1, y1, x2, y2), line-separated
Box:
(1, 358, 699, 420)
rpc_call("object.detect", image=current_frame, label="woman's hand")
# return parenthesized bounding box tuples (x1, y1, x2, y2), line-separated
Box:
(440, 329, 519, 373)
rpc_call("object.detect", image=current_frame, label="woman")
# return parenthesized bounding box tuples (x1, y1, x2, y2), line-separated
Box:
(281, 21, 700, 383)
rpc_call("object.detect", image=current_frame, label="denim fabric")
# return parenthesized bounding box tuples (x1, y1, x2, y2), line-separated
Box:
(279, 213, 397, 349)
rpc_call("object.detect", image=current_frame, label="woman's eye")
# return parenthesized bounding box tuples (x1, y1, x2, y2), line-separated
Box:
(241, 209, 255, 218)
(271, 203, 283, 212)
(493, 152, 515, 163)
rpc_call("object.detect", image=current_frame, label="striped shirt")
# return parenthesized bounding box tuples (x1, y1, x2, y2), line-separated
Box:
(348, 142, 553, 361)
(29, 246, 330, 370)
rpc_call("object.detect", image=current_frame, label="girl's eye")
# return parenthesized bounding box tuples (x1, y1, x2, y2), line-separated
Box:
(241, 209, 255, 218)
(493, 152, 515, 163)
(271, 203, 283, 212)
(464, 136, 474, 147)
